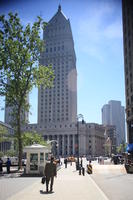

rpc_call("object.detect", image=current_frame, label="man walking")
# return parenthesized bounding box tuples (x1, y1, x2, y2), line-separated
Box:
(6, 158, 11, 173)
(44, 156, 57, 193)
(64, 158, 67, 168)
(0, 158, 3, 173)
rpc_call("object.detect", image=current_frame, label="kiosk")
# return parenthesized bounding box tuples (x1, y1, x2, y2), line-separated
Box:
(23, 143, 51, 175)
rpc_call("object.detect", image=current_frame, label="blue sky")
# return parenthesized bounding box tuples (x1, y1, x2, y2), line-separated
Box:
(0, 0, 125, 124)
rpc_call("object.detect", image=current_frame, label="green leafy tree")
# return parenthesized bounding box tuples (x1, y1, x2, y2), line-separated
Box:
(116, 142, 126, 154)
(0, 124, 8, 143)
(6, 149, 17, 157)
(0, 13, 54, 169)
(0, 124, 15, 154)
(22, 131, 47, 147)
(0, 151, 4, 157)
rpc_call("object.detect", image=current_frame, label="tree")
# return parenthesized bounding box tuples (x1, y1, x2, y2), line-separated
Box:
(117, 142, 126, 154)
(0, 124, 14, 154)
(0, 13, 54, 169)
(0, 151, 4, 157)
(6, 149, 17, 157)
(0, 124, 8, 148)
(22, 132, 47, 147)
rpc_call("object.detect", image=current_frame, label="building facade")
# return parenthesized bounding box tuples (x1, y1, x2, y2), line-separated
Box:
(104, 125, 116, 154)
(38, 5, 77, 126)
(0, 121, 14, 154)
(85, 123, 105, 157)
(24, 122, 106, 157)
(122, 0, 133, 143)
(102, 100, 125, 146)
(102, 104, 110, 125)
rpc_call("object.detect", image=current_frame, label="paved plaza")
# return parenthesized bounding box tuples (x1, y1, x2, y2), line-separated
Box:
(2, 163, 108, 200)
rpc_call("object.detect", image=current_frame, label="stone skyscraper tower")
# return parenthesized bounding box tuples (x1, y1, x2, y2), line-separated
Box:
(24, 6, 78, 157)
(38, 5, 77, 126)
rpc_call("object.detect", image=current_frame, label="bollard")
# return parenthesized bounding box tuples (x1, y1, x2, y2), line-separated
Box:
(87, 164, 92, 174)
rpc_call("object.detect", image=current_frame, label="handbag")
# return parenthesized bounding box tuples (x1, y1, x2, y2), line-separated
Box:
(41, 176, 46, 184)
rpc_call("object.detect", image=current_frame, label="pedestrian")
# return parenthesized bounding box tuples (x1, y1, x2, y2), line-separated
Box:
(59, 157, 61, 165)
(0, 158, 3, 173)
(44, 156, 57, 193)
(64, 158, 67, 168)
(79, 164, 81, 175)
(6, 158, 11, 173)
(80, 157, 83, 167)
(70, 159, 72, 166)
(82, 166, 85, 176)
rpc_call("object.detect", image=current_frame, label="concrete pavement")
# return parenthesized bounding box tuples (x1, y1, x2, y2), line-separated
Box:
(6, 163, 109, 200)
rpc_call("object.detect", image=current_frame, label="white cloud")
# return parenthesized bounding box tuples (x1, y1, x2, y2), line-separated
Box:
(75, 0, 122, 63)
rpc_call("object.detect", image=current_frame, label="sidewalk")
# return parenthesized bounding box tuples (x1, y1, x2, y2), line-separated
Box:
(7, 163, 109, 200)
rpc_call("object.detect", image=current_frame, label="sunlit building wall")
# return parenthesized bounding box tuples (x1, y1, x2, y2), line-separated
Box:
(102, 100, 125, 146)
(38, 5, 77, 126)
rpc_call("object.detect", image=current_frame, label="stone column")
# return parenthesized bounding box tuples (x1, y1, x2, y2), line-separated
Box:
(67, 135, 70, 156)
(57, 135, 60, 156)
(72, 134, 74, 155)
(62, 135, 65, 156)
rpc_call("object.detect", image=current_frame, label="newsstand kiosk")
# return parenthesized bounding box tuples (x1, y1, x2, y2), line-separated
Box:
(23, 143, 51, 175)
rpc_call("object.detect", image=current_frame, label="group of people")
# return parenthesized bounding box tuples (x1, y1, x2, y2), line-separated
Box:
(63, 157, 86, 176)
(0, 157, 11, 174)
(77, 158, 85, 176)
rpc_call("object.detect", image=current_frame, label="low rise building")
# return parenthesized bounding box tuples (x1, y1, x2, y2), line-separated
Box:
(23, 122, 106, 157)
(0, 121, 14, 154)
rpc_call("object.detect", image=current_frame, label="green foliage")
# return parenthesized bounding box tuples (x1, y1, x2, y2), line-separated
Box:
(6, 149, 17, 157)
(0, 12, 54, 115)
(22, 132, 47, 147)
(116, 143, 126, 154)
(0, 124, 8, 143)
(0, 151, 4, 157)
(0, 12, 54, 168)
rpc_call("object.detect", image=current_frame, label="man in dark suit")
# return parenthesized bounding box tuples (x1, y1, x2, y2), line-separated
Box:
(44, 156, 57, 193)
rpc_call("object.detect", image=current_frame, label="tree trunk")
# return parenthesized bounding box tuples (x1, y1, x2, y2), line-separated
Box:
(17, 107, 22, 170)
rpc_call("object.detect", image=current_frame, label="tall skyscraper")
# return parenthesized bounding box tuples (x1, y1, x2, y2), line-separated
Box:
(102, 104, 110, 125)
(23, 6, 106, 157)
(38, 5, 77, 126)
(102, 100, 125, 146)
(122, 0, 133, 143)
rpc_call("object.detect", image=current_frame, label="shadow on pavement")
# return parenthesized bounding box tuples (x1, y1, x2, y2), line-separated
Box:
(20, 173, 42, 177)
(40, 190, 54, 195)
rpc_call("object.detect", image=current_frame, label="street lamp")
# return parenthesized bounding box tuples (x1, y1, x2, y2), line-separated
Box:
(47, 140, 58, 157)
(76, 114, 84, 170)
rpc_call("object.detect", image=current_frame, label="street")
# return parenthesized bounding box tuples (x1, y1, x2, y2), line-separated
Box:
(91, 165, 133, 200)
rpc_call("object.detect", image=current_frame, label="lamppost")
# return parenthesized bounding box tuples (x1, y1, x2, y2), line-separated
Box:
(76, 114, 84, 170)
(47, 140, 58, 157)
